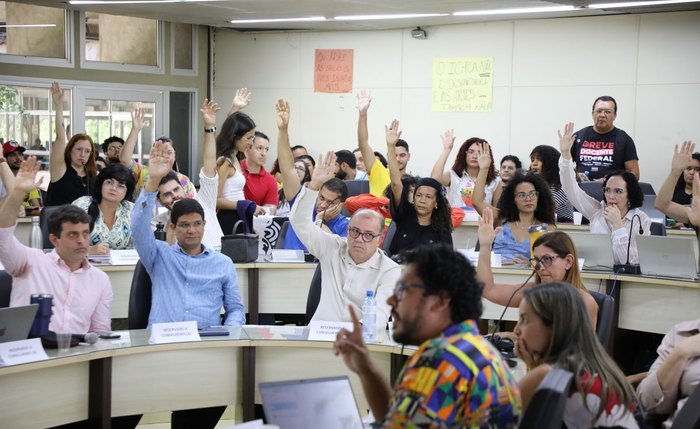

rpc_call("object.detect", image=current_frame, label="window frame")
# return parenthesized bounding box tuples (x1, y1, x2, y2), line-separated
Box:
(170, 22, 198, 76)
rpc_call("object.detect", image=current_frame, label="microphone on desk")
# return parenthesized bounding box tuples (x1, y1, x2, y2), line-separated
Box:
(613, 213, 643, 275)
(72, 333, 99, 345)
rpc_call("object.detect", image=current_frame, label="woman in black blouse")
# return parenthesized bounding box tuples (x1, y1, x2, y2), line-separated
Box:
(385, 119, 452, 257)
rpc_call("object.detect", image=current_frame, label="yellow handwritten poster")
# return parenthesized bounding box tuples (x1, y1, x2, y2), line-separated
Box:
(314, 49, 354, 93)
(432, 57, 493, 112)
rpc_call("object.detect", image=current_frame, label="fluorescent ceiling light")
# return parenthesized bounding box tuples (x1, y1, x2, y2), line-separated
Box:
(70, 0, 212, 4)
(230, 16, 326, 24)
(454, 6, 577, 16)
(589, 0, 700, 8)
(0, 24, 57, 28)
(334, 13, 449, 21)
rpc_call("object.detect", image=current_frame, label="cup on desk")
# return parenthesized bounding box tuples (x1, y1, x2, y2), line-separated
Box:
(573, 211, 583, 225)
(56, 332, 72, 353)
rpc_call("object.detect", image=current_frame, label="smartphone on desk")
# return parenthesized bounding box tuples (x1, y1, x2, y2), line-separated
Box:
(99, 333, 121, 339)
(198, 326, 230, 337)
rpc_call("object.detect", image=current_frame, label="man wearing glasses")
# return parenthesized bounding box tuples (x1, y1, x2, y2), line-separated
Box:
(101, 136, 125, 165)
(334, 244, 521, 427)
(572, 95, 640, 181)
(289, 152, 400, 326)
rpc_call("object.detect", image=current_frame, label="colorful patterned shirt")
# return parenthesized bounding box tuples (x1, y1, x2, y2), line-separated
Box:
(72, 196, 135, 249)
(383, 320, 521, 428)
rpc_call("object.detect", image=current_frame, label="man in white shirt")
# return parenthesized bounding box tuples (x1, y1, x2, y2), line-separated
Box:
(290, 152, 399, 328)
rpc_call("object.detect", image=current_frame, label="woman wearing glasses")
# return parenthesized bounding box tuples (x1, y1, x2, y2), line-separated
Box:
(558, 122, 650, 265)
(385, 120, 453, 256)
(72, 163, 136, 254)
(473, 144, 556, 264)
(477, 208, 598, 326)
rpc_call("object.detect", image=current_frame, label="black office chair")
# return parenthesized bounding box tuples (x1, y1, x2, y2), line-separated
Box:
(578, 182, 604, 202)
(304, 265, 322, 325)
(39, 206, 63, 249)
(344, 180, 369, 198)
(671, 383, 700, 429)
(0, 270, 12, 308)
(639, 182, 655, 196)
(589, 291, 614, 348)
(519, 368, 574, 429)
(275, 221, 290, 249)
(381, 221, 397, 256)
(650, 222, 667, 236)
(128, 261, 153, 329)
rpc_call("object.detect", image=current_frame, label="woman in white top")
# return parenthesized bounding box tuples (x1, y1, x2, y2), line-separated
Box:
(431, 130, 498, 212)
(558, 122, 650, 265)
(215, 110, 264, 234)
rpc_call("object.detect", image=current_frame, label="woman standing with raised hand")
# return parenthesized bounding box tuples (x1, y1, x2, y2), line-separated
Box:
(45, 82, 97, 206)
(385, 119, 452, 256)
(431, 130, 498, 212)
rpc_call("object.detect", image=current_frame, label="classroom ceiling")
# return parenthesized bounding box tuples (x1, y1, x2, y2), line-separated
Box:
(23, 0, 700, 32)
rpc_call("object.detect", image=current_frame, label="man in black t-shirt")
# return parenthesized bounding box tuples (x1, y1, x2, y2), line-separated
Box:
(572, 95, 640, 181)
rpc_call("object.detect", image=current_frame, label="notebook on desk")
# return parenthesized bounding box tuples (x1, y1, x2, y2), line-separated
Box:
(567, 232, 615, 272)
(260, 376, 364, 429)
(0, 304, 38, 343)
(637, 235, 699, 280)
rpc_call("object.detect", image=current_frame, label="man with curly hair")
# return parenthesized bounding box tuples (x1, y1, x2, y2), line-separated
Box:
(334, 243, 522, 427)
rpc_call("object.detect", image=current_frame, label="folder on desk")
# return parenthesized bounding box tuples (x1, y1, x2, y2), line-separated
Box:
(260, 376, 364, 429)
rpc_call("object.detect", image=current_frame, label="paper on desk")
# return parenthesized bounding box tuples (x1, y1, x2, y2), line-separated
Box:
(110, 249, 140, 265)
(457, 250, 501, 268)
(270, 249, 304, 262)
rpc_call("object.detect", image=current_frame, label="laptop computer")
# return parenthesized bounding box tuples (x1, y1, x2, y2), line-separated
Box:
(637, 235, 699, 280)
(0, 304, 39, 343)
(566, 232, 615, 272)
(260, 376, 364, 429)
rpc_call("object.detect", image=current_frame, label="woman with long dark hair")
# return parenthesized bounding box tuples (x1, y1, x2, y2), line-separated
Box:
(431, 130, 498, 212)
(530, 144, 575, 223)
(46, 82, 98, 206)
(72, 163, 136, 254)
(386, 120, 452, 256)
(516, 283, 642, 428)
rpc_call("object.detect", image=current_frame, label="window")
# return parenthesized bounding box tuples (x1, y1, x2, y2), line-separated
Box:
(0, 2, 71, 67)
(81, 11, 162, 73)
(171, 22, 197, 75)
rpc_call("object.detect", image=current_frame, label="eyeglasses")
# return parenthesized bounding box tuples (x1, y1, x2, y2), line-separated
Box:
(593, 109, 614, 115)
(107, 145, 122, 153)
(246, 134, 256, 142)
(294, 165, 306, 172)
(515, 190, 539, 200)
(176, 220, 205, 230)
(529, 255, 560, 270)
(393, 281, 427, 302)
(347, 226, 381, 242)
(103, 179, 127, 191)
(603, 187, 625, 195)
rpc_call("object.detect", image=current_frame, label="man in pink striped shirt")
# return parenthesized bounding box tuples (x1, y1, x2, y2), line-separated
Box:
(0, 156, 112, 334)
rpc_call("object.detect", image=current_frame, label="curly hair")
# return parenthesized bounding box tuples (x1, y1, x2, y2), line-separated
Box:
(215, 112, 256, 160)
(401, 243, 483, 322)
(530, 145, 562, 187)
(602, 170, 644, 209)
(523, 282, 637, 421)
(451, 138, 497, 183)
(497, 172, 556, 225)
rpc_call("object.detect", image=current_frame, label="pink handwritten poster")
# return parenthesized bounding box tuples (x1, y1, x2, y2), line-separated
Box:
(314, 49, 353, 93)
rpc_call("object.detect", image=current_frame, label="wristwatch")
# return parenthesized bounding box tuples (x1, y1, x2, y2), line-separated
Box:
(204, 127, 216, 133)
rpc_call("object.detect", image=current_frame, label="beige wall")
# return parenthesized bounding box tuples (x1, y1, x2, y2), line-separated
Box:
(98, 14, 158, 66)
(6, 3, 65, 58)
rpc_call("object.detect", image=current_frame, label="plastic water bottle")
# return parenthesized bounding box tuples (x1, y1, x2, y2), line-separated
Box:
(29, 216, 42, 249)
(362, 290, 376, 343)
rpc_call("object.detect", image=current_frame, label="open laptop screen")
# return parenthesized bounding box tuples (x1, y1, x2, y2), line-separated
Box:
(260, 376, 364, 429)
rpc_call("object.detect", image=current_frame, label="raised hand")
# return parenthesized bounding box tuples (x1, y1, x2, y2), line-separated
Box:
(558, 122, 576, 159)
(477, 142, 491, 170)
(50, 82, 64, 107)
(672, 140, 696, 172)
(200, 99, 220, 128)
(147, 142, 175, 182)
(13, 156, 42, 194)
(230, 87, 251, 113)
(356, 89, 373, 114)
(333, 306, 369, 374)
(385, 119, 401, 147)
(440, 129, 455, 151)
(131, 108, 148, 131)
(276, 99, 290, 130)
(310, 151, 337, 188)
(478, 206, 502, 247)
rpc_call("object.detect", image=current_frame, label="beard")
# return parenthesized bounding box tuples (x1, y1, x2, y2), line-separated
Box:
(335, 169, 347, 180)
(108, 156, 121, 164)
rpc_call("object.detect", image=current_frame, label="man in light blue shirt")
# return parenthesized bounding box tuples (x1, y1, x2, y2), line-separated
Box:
(131, 142, 245, 328)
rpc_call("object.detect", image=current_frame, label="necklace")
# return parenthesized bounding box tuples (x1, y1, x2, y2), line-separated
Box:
(515, 220, 537, 231)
